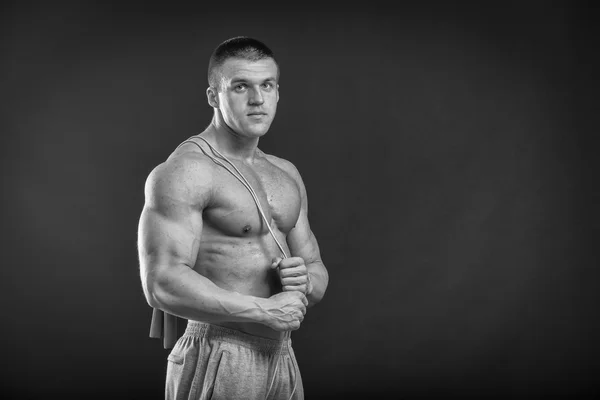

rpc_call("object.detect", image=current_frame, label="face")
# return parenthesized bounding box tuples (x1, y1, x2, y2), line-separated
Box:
(209, 57, 279, 138)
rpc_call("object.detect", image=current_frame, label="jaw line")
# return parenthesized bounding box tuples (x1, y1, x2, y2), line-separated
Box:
(216, 111, 268, 140)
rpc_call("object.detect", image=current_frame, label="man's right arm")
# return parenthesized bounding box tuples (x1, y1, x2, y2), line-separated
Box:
(137, 155, 306, 331)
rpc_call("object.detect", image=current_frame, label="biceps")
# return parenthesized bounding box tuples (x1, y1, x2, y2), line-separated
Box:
(138, 207, 202, 269)
(287, 209, 321, 264)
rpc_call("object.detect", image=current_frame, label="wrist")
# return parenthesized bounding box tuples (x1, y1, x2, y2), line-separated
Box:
(221, 291, 270, 324)
(249, 296, 271, 325)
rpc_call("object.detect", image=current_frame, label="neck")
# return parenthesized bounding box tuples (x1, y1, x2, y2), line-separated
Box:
(202, 111, 259, 162)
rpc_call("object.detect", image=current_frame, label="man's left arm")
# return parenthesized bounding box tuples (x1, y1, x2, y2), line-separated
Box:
(272, 160, 329, 307)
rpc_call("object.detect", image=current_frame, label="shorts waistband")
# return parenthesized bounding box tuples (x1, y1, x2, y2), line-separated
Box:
(184, 321, 291, 355)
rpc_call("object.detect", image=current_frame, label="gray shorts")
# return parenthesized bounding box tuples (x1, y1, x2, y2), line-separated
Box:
(165, 321, 304, 400)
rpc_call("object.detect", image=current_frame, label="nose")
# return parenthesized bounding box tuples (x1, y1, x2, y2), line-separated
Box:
(248, 87, 264, 105)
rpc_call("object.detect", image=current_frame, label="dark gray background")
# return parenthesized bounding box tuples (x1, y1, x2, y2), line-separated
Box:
(2, 1, 598, 399)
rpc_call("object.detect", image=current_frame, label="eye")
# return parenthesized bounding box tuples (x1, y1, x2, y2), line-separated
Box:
(261, 82, 273, 90)
(234, 84, 247, 92)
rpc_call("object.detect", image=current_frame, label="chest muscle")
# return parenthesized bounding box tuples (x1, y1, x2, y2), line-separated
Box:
(203, 161, 301, 237)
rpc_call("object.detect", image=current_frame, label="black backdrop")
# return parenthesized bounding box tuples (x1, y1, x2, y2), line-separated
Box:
(2, 2, 599, 399)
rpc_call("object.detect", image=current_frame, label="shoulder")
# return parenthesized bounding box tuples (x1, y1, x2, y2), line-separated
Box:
(144, 152, 215, 207)
(261, 151, 309, 205)
(262, 152, 304, 185)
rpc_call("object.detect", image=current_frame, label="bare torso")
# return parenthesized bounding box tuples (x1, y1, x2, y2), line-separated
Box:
(171, 137, 301, 339)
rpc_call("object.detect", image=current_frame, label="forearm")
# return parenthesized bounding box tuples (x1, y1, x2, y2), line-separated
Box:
(146, 263, 266, 324)
(306, 260, 329, 307)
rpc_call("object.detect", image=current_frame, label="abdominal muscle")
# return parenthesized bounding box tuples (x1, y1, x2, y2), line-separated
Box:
(192, 230, 289, 340)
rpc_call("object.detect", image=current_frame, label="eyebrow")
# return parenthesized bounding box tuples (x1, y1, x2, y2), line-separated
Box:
(230, 77, 277, 85)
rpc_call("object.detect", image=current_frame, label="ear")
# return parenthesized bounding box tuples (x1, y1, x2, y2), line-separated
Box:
(206, 86, 219, 108)
(276, 84, 280, 103)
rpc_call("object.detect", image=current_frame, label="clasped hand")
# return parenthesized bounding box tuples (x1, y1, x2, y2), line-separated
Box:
(271, 256, 313, 295)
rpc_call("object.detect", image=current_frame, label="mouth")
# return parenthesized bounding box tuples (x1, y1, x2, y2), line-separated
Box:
(247, 112, 267, 116)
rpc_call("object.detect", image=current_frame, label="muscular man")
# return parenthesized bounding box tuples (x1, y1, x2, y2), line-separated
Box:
(138, 36, 329, 399)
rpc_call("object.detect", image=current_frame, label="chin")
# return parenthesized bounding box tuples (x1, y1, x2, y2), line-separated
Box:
(244, 125, 271, 138)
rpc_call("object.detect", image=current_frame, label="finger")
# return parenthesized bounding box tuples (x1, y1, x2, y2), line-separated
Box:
(293, 293, 308, 307)
(271, 257, 283, 269)
(289, 290, 308, 304)
(283, 283, 307, 291)
(293, 308, 304, 319)
(281, 276, 308, 286)
(282, 285, 301, 292)
(278, 257, 305, 269)
(279, 266, 307, 278)
(293, 305, 305, 317)
(284, 284, 307, 293)
(302, 294, 308, 307)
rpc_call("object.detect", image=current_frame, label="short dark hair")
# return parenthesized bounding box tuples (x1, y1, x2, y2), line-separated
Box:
(208, 36, 279, 90)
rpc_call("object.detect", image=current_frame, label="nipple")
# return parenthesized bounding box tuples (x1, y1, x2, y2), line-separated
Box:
(242, 225, 252, 233)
